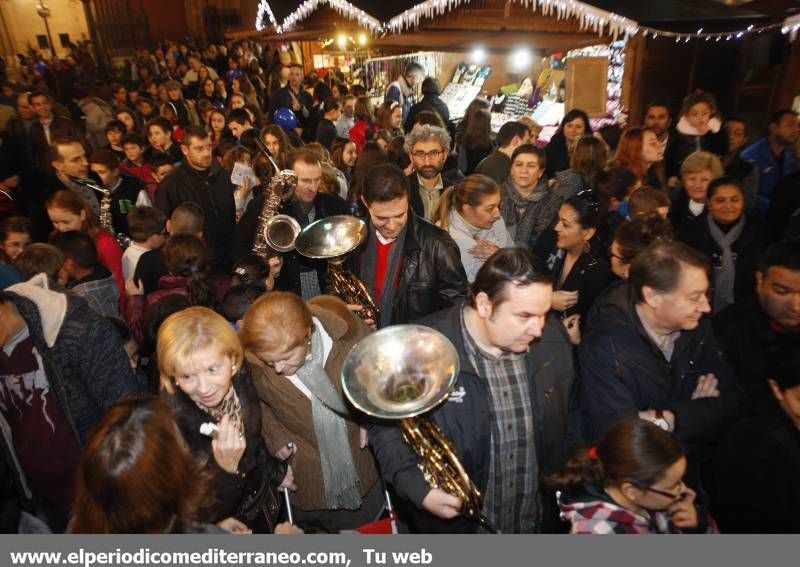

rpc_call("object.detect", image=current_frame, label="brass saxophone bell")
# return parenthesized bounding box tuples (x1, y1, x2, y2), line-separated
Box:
(263, 214, 301, 253)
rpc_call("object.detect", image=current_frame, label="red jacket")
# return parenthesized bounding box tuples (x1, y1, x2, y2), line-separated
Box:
(119, 160, 157, 202)
(94, 230, 125, 316)
(349, 120, 376, 153)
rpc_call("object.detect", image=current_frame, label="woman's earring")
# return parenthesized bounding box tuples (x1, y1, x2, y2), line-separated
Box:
(583, 240, 591, 254)
(231, 365, 236, 373)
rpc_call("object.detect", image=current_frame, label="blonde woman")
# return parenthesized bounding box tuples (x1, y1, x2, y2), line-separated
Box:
(158, 306, 296, 533)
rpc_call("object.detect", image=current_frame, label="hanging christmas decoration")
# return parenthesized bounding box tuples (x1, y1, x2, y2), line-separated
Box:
(255, 0, 382, 34)
(387, 0, 638, 39)
(253, 0, 800, 45)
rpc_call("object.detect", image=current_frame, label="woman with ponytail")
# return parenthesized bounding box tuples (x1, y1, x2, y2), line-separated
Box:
(125, 234, 229, 343)
(545, 418, 714, 534)
(430, 174, 513, 281)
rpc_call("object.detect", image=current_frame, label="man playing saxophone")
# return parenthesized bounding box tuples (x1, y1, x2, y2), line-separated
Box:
(233, 150, 348, 299)
(346, 164, 468, 327)
(367, 248, 581, 533)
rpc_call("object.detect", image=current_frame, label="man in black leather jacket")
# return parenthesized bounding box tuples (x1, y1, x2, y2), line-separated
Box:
(368, 248, 581, 533)
(346, 164, 467, 327)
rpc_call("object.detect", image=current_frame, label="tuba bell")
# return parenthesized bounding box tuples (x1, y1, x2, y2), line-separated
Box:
(294, 215, 379, 323)
(341, 325, 498, 532)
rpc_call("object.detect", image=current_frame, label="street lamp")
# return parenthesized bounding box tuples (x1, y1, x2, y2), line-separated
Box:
(36, 2, 56, 57)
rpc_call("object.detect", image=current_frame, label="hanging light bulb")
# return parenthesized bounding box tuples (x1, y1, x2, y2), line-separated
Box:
(337, 34, 348, 49)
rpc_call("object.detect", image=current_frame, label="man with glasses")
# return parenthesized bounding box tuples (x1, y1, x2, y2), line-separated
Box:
(404, 124, 461, 221)
(579, 240, 742, 475)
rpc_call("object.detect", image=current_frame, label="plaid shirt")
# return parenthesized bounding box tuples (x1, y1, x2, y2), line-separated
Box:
(460, 308, 539, 533)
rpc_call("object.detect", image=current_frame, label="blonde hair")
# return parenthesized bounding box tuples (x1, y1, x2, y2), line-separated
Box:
(239, 291, 312, 355)
(680, 150, 724, 178)
(157, 306, 243, 394)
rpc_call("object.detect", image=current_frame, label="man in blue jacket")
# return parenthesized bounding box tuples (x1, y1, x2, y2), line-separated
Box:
(580, 241, 742, 468)
(741, 109, 799, 220)
(369, 248, 581, 533)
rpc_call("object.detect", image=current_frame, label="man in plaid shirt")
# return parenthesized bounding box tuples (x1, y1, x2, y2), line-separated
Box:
(369, 247, 581, 533)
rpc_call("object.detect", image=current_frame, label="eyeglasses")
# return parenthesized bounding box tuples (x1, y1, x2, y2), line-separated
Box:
(607, 245, 625, 262)
(411, 149, 445, 161)
(636, 481, 686, 501)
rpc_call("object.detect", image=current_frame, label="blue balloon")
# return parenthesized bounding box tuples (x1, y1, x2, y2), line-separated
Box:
(273, 107, 298, 131)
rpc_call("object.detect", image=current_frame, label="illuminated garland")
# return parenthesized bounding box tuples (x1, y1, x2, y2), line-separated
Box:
(388, 0, 638, 38)
(255, 0, 278, 32)
(254, 0, 800, 44)
(255, 0, 382, 34)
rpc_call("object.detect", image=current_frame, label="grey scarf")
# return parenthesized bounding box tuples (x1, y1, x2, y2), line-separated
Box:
(362, 225, 408, 328)
(295, 325, 361, 510)
(707, 214, 745, 312)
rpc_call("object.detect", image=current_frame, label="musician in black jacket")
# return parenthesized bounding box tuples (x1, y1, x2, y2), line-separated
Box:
(368, 248, 580, 533)
(345, 164, 467, 327)
(233, 149, 348, 298)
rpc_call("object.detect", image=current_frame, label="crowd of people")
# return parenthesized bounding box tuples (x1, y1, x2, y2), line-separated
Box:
(0, 39, 798, 535)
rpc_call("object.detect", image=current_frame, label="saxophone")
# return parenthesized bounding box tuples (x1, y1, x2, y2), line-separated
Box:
(75, 177, 131, 249)
(251, 137, 300, 259)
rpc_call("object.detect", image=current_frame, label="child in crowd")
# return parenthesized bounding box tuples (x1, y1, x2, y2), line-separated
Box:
(104, 120, 127, 161)
(547, 418, 714, 534)
(672, 91, 728, 180)
(146, 117, 183, 165)
(628, 186, 671, 220)
(0, 216, 33, 261)
(14, 243, 64, 286)
(45, 190, 125, 312)
(120, 134, 157, 201)
(221, 283, 265, 330)
(231, 253, 281, 290)
(53, 230, 120, 317)
(122, 206, 167, 281)
(149, 154, 176, 185)
(89, 149, 151, 237)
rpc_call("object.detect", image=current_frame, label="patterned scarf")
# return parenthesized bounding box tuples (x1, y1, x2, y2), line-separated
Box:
(198, 385, 244, 436)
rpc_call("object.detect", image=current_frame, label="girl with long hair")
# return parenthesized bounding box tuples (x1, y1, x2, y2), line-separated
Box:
(71, 397, 217, 533)
(545, 108, 592, 177)
(459, 109, 494, 175)
(45, 190, 124, 303)
(348, 96, 376, 152)
(612, 127, 664, 188)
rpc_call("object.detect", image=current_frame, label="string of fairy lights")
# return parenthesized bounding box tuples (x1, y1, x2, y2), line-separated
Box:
(255, 0, 800, 44)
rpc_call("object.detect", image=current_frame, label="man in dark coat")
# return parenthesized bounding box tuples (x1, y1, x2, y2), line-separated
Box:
(233, 149, 348, 299)
(156, 126, 236, 272)
(711, 337, 800, 533)
(579, 241, 742, 466)
(346, 164, 467, 327)
(713, 240, 800, 413)
(404, 77, 453, 140)
(0, 277, 140, 532)
(268, 64, 313, 140)
(368, 248, 581, 533)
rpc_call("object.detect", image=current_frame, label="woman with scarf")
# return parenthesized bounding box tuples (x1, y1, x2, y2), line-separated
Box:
(678, 176, 765, 313)
(239, 292, 383, 531)
(163, 80, 200, 127)
(431, 174, 513, 282)
(158, 307, 295, 533)
(546, 418, 714, 534)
